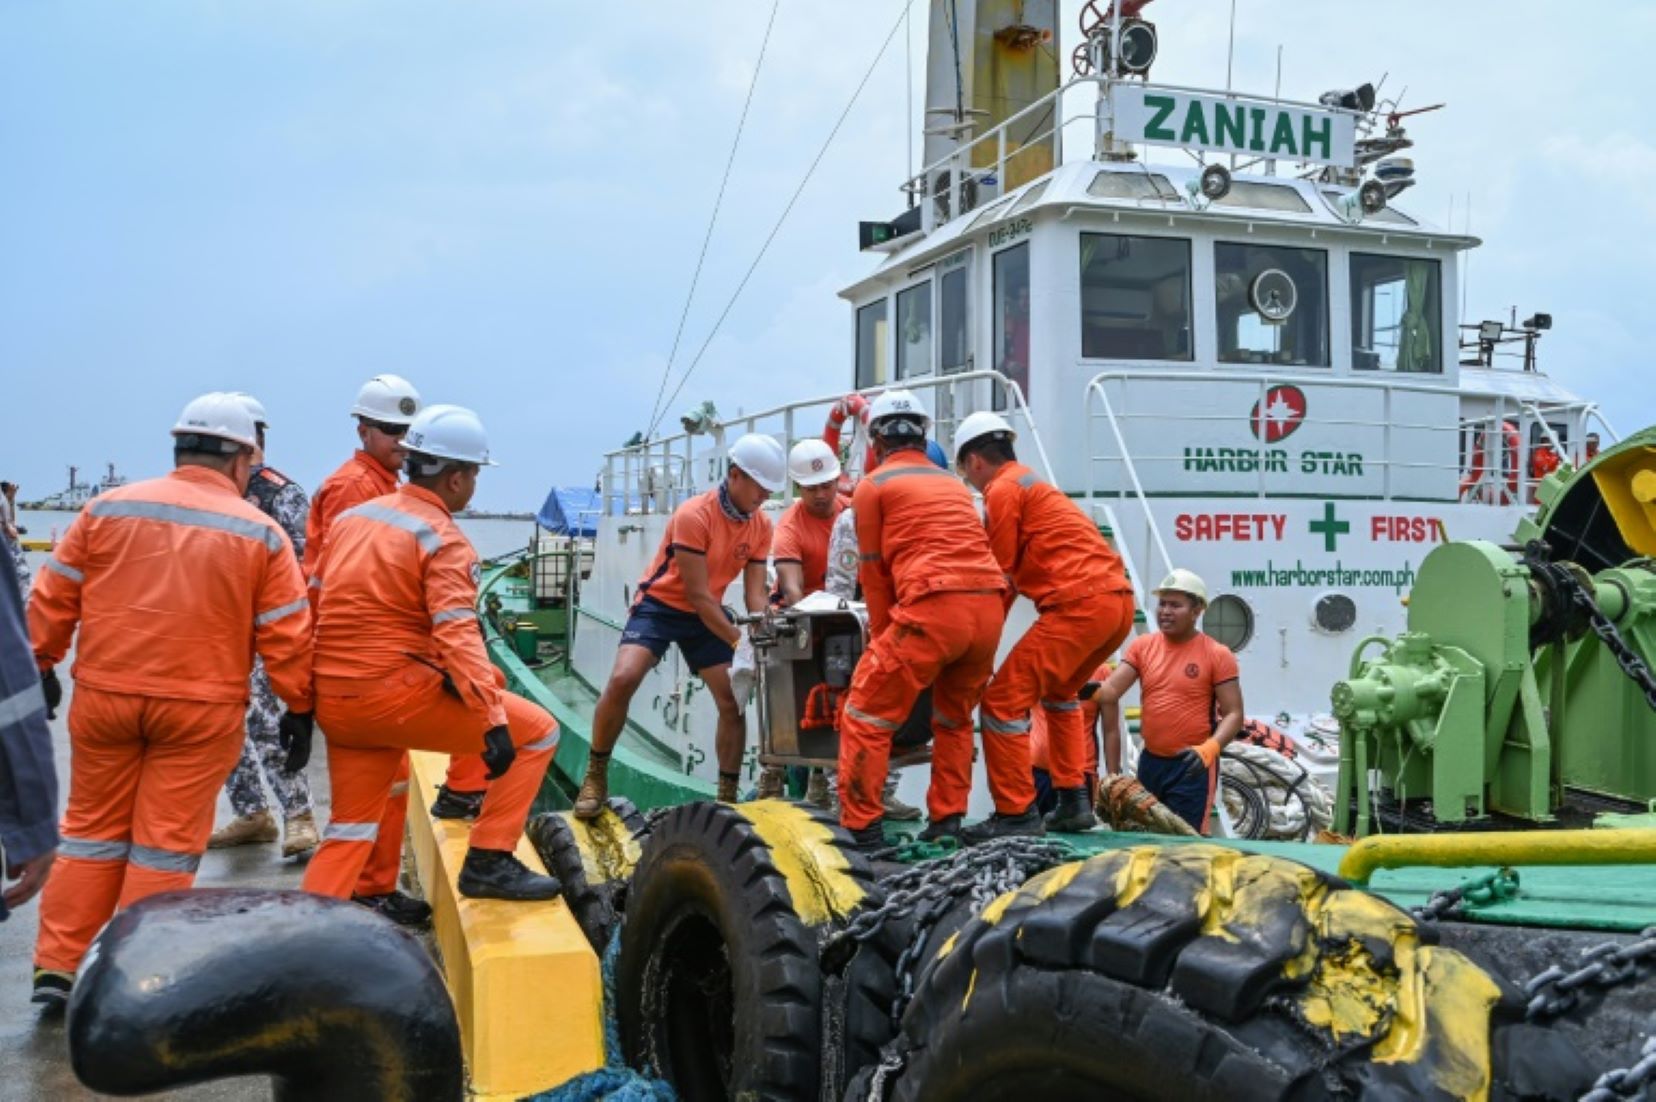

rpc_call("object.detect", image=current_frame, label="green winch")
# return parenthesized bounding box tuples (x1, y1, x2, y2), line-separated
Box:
(1331, 429, 1656, 835)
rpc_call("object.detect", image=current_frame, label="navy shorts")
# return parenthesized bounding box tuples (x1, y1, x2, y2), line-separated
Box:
(1137, 749, 1215, 833)
(620, 596, 735, 674)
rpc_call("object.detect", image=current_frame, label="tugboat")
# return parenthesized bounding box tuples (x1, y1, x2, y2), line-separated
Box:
(29, 462, 130, 510)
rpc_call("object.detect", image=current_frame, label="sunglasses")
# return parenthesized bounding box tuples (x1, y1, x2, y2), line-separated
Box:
(362, 419, 409, 438)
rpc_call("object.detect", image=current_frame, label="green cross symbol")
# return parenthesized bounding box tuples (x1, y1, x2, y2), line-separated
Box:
(1309, 502, 1349, 552)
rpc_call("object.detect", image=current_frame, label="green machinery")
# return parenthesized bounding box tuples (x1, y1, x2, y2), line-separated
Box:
(1331, 429, 1656, 835)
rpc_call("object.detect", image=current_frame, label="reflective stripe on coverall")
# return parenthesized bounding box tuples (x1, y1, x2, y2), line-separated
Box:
(301, 486, 557, 898)
(29, 467, 312, 972)
(837, 451, 1009, 831)
(306, 450, 486, 893)
(978, 462, 1136, 790)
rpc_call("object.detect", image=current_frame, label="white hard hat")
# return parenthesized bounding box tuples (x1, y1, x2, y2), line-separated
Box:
(404, 404, 497, 466)
(788, 438, 842, 487)
(171, 392, 260, 451)
(228, 392, 269, 428)
(953, 410, 1015, 461)
(867, 388, 929, 428)
(727, 433, 786, 493)
(1153, 568, 1209, 605)
(351, 373, 422, 426)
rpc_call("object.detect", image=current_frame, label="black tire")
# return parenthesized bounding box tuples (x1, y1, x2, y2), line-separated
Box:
(618, 799, 874, 1101)
(864, 845, 1586, 1102)
(524, 797, 647, 953)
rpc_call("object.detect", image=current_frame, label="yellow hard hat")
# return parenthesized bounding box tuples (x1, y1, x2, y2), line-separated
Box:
(1153, 568, 1208, 605)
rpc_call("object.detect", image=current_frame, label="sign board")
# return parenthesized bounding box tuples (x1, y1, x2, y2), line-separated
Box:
(1106, 85, 1356, 168)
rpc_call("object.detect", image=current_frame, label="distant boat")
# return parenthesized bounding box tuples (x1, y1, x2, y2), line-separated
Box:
(28, 463, 130, 510)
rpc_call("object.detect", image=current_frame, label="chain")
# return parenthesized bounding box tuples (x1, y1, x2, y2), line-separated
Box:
(1523, 925, 1656, 1021)
(1409, 868, 1520, 923)
(1523, 542, 1656, 712)
(821, 837, 1079, 1026)
(1581, 1036, 1656, 1102)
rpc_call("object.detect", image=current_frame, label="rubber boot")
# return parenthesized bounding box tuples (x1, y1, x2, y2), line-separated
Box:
(961, 804, 1046, 845)
(755, 766, 786, 800)
(572, 757, 609, 821)
(457, 848, 563, 902)
(1043, 786, 1099, 833)
(207, 810, 277, 849)
(31, 969, 71, 1014)
(918, 814, 963, 844)
(282, 811, 319, 858)
(430, 785, 485, 821)
(352, 890, 434, 929)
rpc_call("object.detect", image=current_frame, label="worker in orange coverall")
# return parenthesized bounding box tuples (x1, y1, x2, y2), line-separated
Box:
(301, 404, 561, 903)
(306, 373, 487, 928)
(27, 393, 314, 1011)
(955, 411, 1136, 838)
(837, 389, 1012, 850)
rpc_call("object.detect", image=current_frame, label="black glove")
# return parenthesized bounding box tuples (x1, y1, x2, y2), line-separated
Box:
(1078, 681, 1101, 702)
(1173, 747, 1207, 783)
(278, 711, 314, 773)
(481, 725, 514, 780)
(40, 669, 62, 720)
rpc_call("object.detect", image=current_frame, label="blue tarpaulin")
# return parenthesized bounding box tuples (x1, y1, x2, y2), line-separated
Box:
(537, 487, 602, 537)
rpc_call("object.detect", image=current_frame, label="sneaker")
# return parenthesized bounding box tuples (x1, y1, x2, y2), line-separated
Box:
(352, 890, 434, 929)
(961, 805, 1047, 845)
(755, 766, 786, 800)
(918, 814, 963, 843)
(881, 790, 923, 822)
(207, 810, 277, 849)
(282, 812, 319, 858)
(457, 849, 563, 902)
(846, 819, 888, 853)
(1043, 786, 1099, 833)
(31, 969, 72, 1013)
(572, 759, 610, 821)
(430, 785, 485, 821)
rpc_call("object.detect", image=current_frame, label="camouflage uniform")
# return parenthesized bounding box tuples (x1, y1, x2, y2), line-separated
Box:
(223, 465, 315, 820)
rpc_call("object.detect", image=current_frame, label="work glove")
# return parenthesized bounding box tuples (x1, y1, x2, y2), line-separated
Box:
(481, 725, 515, 780)
(1175, 739, 1223, 782)
(40, 668, 62, 720)
(278, 711, 314, 773)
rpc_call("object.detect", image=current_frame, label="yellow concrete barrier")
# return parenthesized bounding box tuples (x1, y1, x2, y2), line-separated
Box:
(406, 751, 605, 1100)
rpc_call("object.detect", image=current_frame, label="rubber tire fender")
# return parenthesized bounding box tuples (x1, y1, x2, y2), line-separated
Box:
(525, 797, 647, 952)
(618, 799, 874, 1101)
(862, 844, 1586, 1102)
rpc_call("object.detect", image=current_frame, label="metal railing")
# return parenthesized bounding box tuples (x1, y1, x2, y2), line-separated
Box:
(599, 369, 1054, 516)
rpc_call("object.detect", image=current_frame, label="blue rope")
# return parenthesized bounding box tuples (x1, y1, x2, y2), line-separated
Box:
(524, 930, 676, 1101)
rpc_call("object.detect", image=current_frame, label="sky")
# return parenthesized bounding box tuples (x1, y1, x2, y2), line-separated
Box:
(2, 1, 1652, 511)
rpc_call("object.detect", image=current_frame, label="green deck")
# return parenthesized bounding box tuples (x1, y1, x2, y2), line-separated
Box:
(482, 564, 1656, 933)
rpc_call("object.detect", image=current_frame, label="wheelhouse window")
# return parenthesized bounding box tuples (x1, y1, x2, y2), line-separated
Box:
(1080, 233, 1192, 360)
(1215, 242, 1329, 366)
(1350, 254, 1442, 373)
(993, 243, 1030, 406)
(896, 282, 932, 379)
(939, 262, 969, 374)
(855, 299, 888, 388)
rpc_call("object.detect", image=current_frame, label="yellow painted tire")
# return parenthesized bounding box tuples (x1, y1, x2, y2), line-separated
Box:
(858, 845, 1585, 1101)
(525, 798, 645, 952)
(618, 799, 873, 1101)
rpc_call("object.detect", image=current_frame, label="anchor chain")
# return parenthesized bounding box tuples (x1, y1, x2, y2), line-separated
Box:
(1409, 867, 1520, 923)
(1523, 542, 1656, 712)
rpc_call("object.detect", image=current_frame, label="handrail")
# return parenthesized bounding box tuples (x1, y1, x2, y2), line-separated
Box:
(600, 369, 1056, 516)
(1084, 377, 1175, 596)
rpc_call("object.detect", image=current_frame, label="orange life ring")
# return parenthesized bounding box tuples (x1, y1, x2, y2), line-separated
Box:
(1458, 420, 1520, 504)
(823, 394, 875, 492)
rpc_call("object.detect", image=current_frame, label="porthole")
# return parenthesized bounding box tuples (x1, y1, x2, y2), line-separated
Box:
(1203, 594, 1254, 652)
(1313, 592, 1357, 634)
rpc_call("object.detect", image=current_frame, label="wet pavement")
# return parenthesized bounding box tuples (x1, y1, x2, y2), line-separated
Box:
(0, 646, 337, 1101)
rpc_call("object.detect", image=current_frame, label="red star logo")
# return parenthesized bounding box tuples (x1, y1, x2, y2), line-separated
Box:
(1249, 384, 1308, 444)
